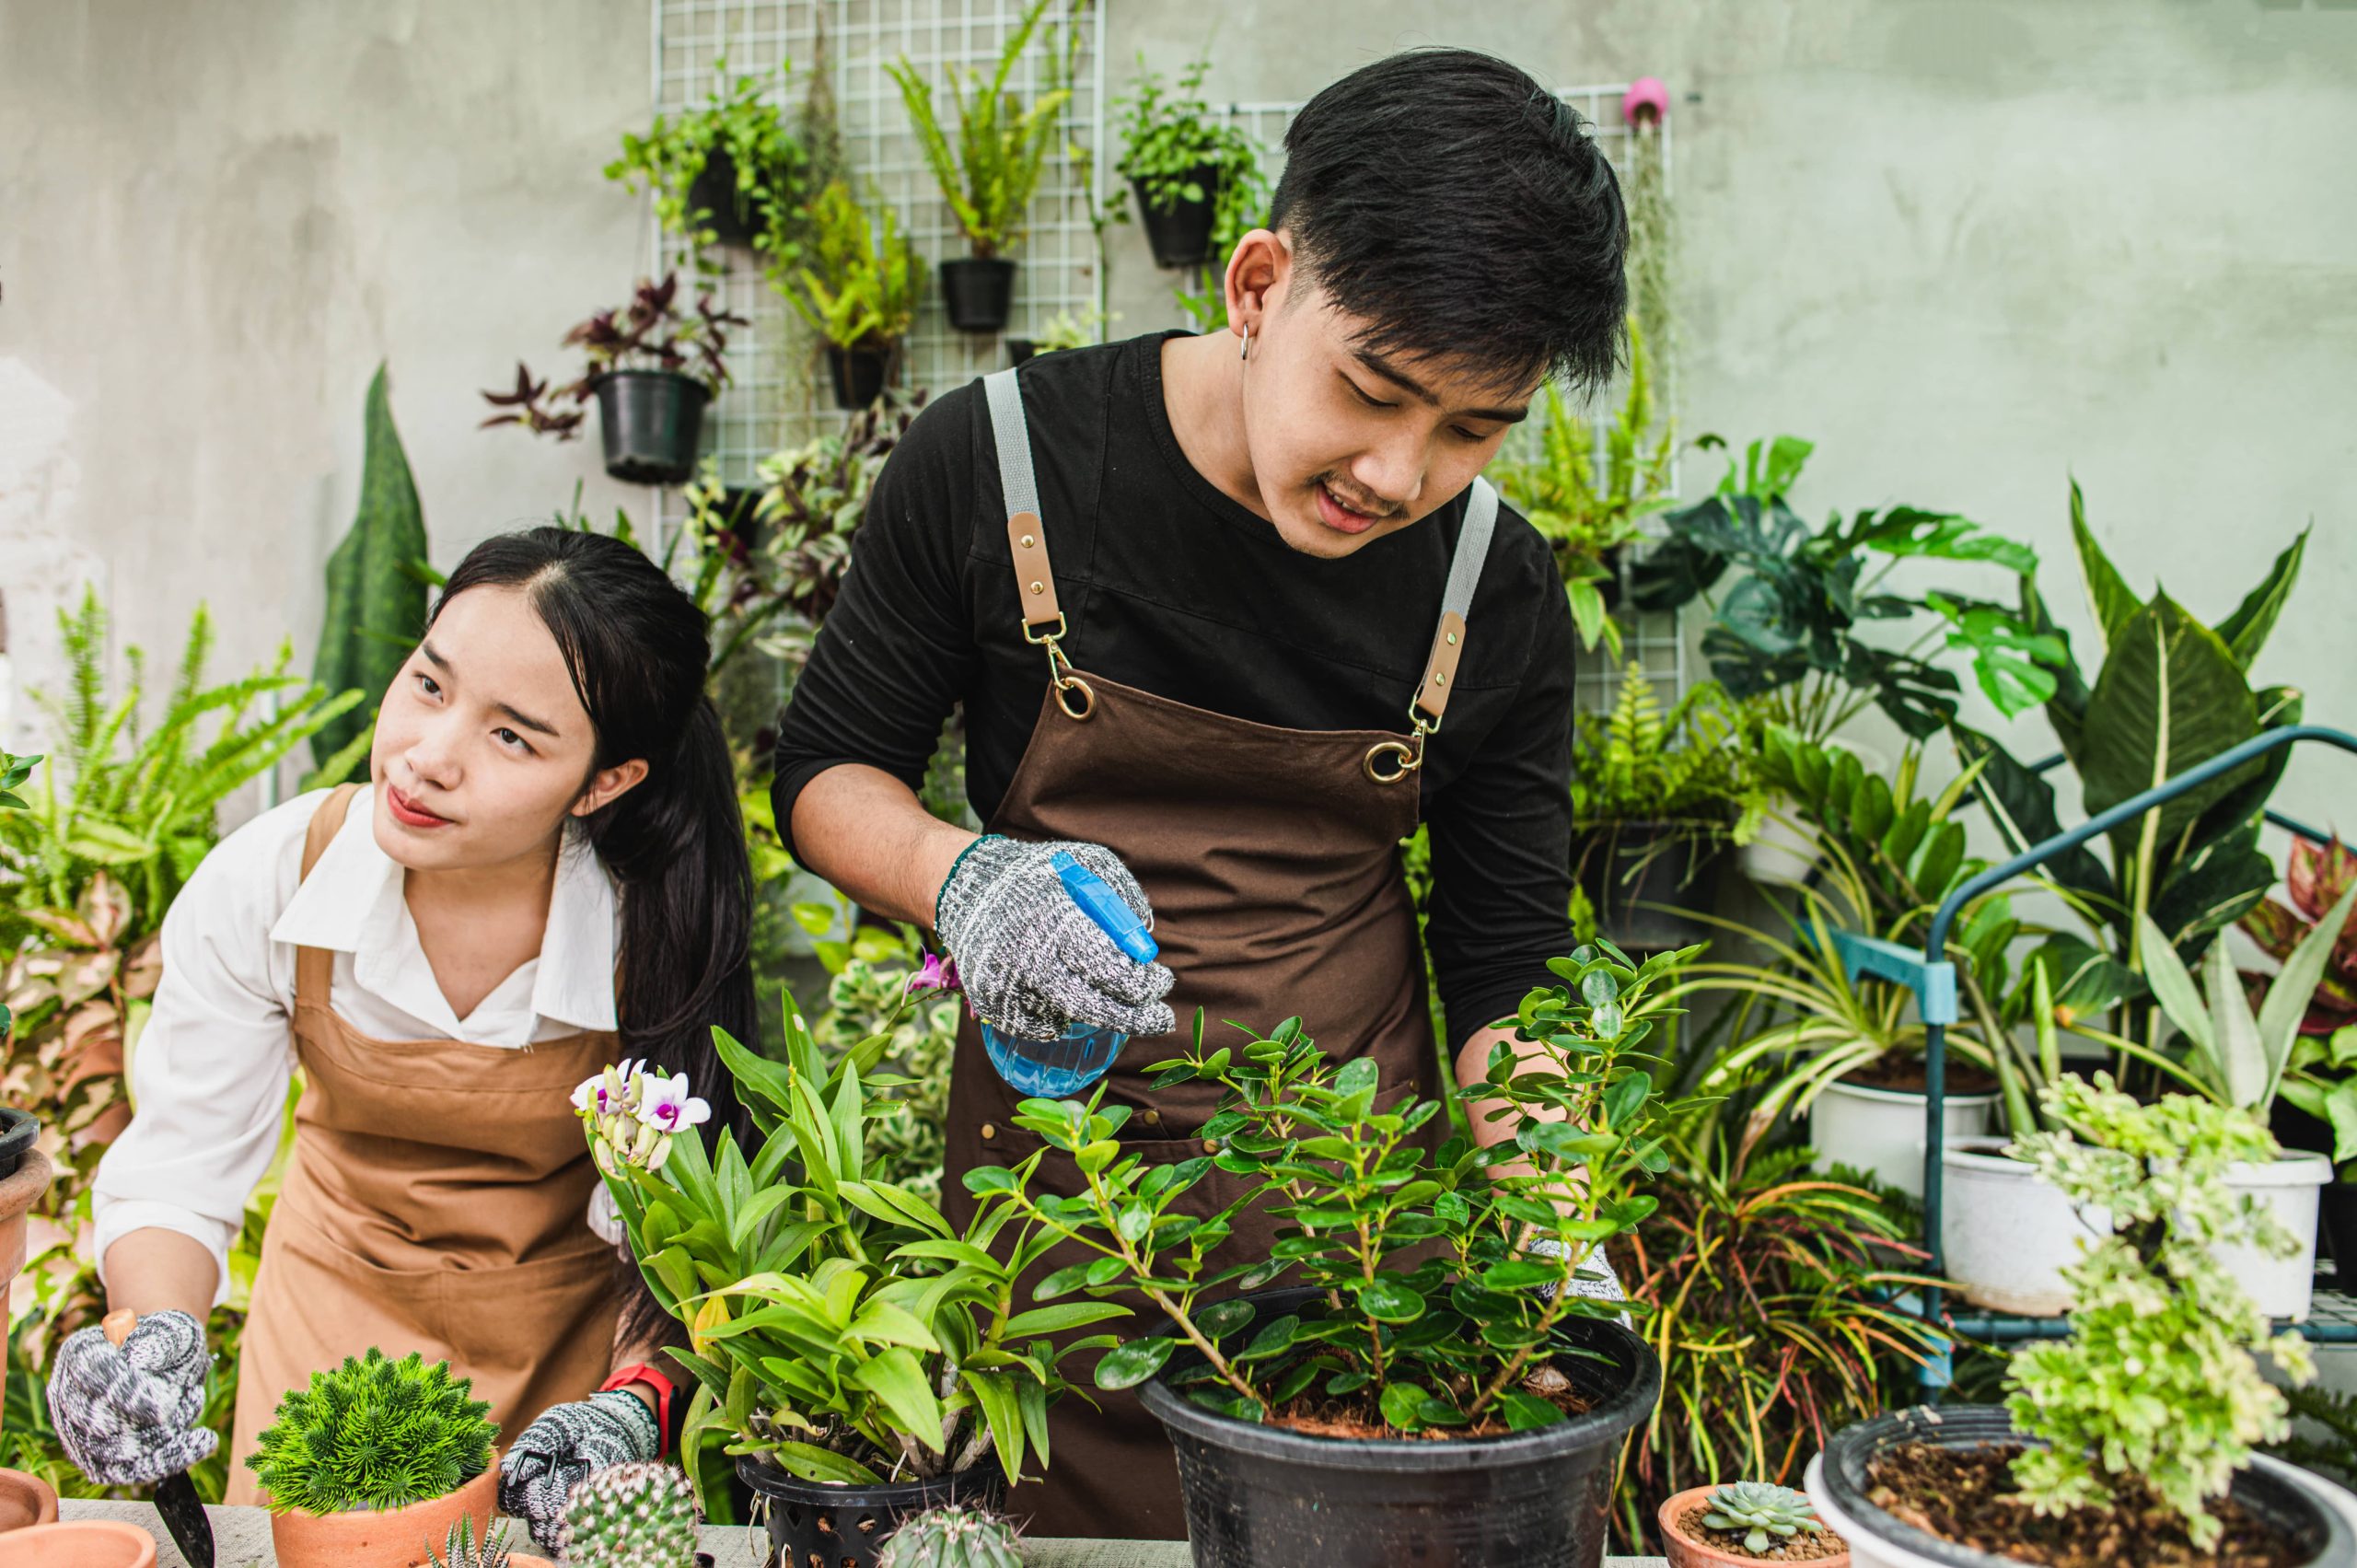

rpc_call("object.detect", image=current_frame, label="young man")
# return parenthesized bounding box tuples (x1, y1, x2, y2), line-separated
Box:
(772, 47, 1626, 1537)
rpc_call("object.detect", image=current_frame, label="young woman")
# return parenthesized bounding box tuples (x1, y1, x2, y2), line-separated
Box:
(48, 528, 752, 1551)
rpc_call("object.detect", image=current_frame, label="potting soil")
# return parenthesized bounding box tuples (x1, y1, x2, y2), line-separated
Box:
(1865, 1443, 2303, 1568)
(1674, 1504, 1847, 1562)
(1239, 1360, 1594, 1443)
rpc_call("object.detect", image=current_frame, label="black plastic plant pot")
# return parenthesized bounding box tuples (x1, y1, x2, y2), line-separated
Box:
(688, 148, 757, 246)
(1812, 1405, 2352, 1568)
(940, 256, 1017, 334)
(737, 1454, 1006, 1568)
(828, 343, 895, 411)
(1573, 820, 1724, 952)
(1136, 1287, 1660, 1568)
(1006, 339, 1038, 366)
(1132, 165, 1221, 269)
(594, 370, 709, 486)
(0, 1106, 34, 1179)
(2326, 1182, 2357, 1279)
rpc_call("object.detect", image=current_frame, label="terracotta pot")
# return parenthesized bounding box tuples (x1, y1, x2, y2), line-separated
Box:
(1660, 1483, 1850, 1568)
(268, 1464, 499, 1568)
(6, 1519, 157, 1567)
(0, 1466, 61, 1531)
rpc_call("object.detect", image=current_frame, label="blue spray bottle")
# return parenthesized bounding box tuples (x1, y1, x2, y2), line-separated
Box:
(977, 850, 1162, 1098)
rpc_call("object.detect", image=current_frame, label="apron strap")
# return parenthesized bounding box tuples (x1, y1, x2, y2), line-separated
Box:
(1410, 475, 1498, 729)
(293, 784, 363, 1014)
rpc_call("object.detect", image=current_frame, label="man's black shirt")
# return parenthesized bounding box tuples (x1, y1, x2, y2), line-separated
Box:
(771, 330, 1576, 1050)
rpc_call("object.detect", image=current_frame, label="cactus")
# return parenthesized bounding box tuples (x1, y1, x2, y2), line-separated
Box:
(877, 1505, 1024, 1568)
(1701, 1481, 1822, 1554)
(558, 1461, 702, 1568)
(310, 361, 428, 773)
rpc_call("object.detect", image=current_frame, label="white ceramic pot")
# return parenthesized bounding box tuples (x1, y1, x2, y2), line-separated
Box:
(1940, 1139, 2328, 1321)
(1808, 1078, 1995, 1201)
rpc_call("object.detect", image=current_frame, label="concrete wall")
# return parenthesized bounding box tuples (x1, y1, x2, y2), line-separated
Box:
(3, 0, 2352, 827)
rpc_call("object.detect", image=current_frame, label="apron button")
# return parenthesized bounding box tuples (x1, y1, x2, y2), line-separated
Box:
(1201, 1137, 1220, 1154)
(1141, 1109, 1161, 1128)
(981, 1122, 997, 1142)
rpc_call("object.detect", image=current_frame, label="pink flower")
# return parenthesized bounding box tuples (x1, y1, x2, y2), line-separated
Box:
(642, 1072, 712, 1135)
(907, 951, 962, 996)
(1621, 77, 1669, 129)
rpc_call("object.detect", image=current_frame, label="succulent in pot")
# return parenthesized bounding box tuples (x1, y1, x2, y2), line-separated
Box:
(558, 1461, 706, 1568)
(480, 273, 748, 486)
(970, 940, 1691, 1566)
(245, 1348, 499, 1568)
(1657, 1480, 1849, 1567)
(580, 992, 1102, 1568)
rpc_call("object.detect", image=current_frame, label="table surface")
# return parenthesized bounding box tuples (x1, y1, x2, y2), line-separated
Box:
(59, 1499, 1667, 1567)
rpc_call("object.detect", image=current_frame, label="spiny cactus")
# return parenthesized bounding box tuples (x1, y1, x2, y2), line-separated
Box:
(558, 1461, 702, 1568)
(877, 1505, 1024, 1568)
(244, 1349, 494, 1516)
(1702, 1481, 1822, 1554)
(424, 1515, 513, 1568)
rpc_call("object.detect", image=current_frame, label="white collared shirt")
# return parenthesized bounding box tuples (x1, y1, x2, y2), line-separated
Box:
(91, 785, 621, 1306)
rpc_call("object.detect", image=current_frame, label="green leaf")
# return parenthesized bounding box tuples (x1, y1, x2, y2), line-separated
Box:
(848, 1347, 946, 1447)
(2069, 479, 2142, 650)
(1378, 1382, 1429, 1431)
(1095, 1337, 1177, 1390)
(1195, 1298, 1258, 1340)
(769, 1440, 885, 1486)
(1003, 1303, 1131, 1337)
(1481, 1260, 1560, 1291)
(2079, 597, 2260, 854)
(1355, 1277, 1426, 1324)
(1496, 1390, 1568, 1431)
(311, 364, 428, 767)
(2257, 880, 2357, 1102)
(1237, 1314, 1301, 1363)
(2215, 527, 2308, 670)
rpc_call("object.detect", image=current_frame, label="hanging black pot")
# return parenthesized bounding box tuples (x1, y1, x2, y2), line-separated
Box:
(592, 370, 709, 486)
(686, 148, 757, 247)
(718, 486, 763, 554)
(1136, 1286, 1658, 1568)
(1573, 819, 1724, 952)
(940, 256, 1017, 334)
(1598, 546, 1626, 613)
(1132, 164, 1221, 268)
(737, 1454, 1004, 1568)
(827, 342, 896, 411)
(1005, 339, 1038, 366)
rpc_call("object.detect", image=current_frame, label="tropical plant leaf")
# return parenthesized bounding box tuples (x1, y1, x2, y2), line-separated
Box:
(312, 364, 428, 766)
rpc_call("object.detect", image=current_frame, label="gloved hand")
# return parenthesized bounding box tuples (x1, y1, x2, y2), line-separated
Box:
(935, 835, 1177, 1042)
(47, 1308, 216, 1487)
(499, 1389, 661, 1553)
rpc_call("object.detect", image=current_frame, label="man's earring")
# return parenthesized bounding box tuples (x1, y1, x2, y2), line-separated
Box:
(1239, 323, 1251, 361)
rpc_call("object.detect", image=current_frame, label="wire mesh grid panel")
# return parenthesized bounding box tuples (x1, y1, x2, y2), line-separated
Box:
(652, 0, 1108, 515)
(1199, 88, 1683, 714)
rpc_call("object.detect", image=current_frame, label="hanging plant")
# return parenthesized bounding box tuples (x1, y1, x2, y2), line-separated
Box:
(605, 59, 811, 278)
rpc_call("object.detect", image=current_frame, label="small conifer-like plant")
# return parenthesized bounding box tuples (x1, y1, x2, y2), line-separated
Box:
(558, 1461, 702, 1568)
(245, 1349, 495, 1516)
(877, 1505, 1025, 1568)
(1701, 1481, 1823, 1554)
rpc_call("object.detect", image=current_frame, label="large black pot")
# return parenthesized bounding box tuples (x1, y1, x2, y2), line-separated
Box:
(1808, 1405, 2353, 1568)
(940, 256, 1016, 333)
(737, 1454, 1004, 1568)
(687, 148, 757, 246)
(1573, 820, 1724, 952)
(1132, 165, 1221, 269)
(593, 370, 709, 486)
(1137, 1286, 1659, 1568)
(827, 343, 896, 411)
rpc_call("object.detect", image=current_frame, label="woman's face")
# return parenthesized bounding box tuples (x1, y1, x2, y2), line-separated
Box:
(369, 585, 647, 872)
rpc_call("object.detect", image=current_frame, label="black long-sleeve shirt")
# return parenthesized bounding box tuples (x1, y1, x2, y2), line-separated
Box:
(771, 330, 1576, 1050)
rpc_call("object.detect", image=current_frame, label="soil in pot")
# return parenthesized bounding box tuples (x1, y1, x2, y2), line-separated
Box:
(827, 343, 895, 411)
(737, 1454, 1003, 1568)
(1132, 166, 1220, 267)
(1866, 1443, 2303, 1568)
(940, 257, 1016, 333)
(6, 1520, 157, 1568)
(1662, 1488, 1848, 1565)
(594, 370, 709, 486)
(1841, 1058, 1999, 1096)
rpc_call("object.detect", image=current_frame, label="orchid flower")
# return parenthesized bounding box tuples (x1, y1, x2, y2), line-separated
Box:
(907, 950, 962, 996)
(642, 1072, 712, 1134)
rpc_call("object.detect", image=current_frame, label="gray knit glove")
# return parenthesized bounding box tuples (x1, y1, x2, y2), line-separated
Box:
(498, 1389, 661, 1552)
(935, 835, 1177, 1042)
(1530, 1237, 1632, 1326)
(47, 1309, 217, 1486)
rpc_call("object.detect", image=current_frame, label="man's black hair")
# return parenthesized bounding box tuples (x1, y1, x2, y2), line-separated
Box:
(1269, 49, 1629, 396)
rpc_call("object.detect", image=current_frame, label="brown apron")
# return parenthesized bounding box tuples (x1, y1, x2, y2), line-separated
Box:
(941, 367, 1499, 1539)
(226, 784, 620, 1503)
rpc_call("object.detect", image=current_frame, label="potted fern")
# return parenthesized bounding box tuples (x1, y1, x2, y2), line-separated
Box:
(784, 180, 924, 409)
(245, 1350, 499, 1568)
(606, 60, 809, 264)
(887, 0, 1070, 333)
(1572, 668, 1758, 951)
(1114, 53, 1265, 270)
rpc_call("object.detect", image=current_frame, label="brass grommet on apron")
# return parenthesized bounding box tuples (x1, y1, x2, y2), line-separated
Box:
(981, 1122, 997, 1142)
(1364, 739, 1417, 784)
(1140, 1109, 1161, 1128)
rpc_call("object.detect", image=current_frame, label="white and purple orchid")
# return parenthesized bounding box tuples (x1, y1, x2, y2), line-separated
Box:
(574, 1059, 709, 1174)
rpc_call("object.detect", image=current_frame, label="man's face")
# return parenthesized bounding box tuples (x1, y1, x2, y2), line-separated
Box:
(1238, 262, 1538, 560)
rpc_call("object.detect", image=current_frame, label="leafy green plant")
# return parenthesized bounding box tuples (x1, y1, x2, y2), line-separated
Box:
(1630, 437, 2059, 741)
(2004, 1074, 2311, 1549)
(244, 1349, 495, 1516)
(1496, 319, 1675, 658)
(424, 1515, 515, 1568)
(783, 180, 924, 352)
(1572, 668, 1757, 833)
(972, 942, 1694, 1435)
(877, 1505, 1025, 1568)
(888, 0, 1070, 259)
(583, 1002, 1102, 1489)
(745, 393, 924, 673)
(606, 60, 810, 276)
(311, 364, 427, 777)
(1114, 53, 1263, 246)
(558, 1461, 700, 1568)
(2241, 836, 2357, 1037)
(1701, 1481, 1824, 1554)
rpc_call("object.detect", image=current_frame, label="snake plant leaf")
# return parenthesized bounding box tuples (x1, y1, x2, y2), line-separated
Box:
(2139, 910, 2218, 1059)
(2215, 527, 2309, 672)
(2256, 881, 2357, 1108)
(2069, 478, 2142, 651)
(2078, 596, 2259, 855)
(312, 364, 428, 768)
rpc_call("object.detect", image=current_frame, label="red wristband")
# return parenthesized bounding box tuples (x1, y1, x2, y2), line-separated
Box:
(599, 1363, 679, 1456)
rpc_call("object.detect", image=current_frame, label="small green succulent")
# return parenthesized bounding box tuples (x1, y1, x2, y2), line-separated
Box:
(244, 1349, 495, 1516)
(424, 1515, 513, 1568)
(1702, 1481, 1821, 1554)
(559, 1461, 702, 1568)
(877, 1505, 1025, 1568)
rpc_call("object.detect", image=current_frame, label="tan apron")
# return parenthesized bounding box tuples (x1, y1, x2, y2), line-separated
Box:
(942, 367, 1498, 1539)
(226, 784, 620, 1503)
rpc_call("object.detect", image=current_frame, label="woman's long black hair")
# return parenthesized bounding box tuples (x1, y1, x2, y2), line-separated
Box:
(433, 527, 756, 1350)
